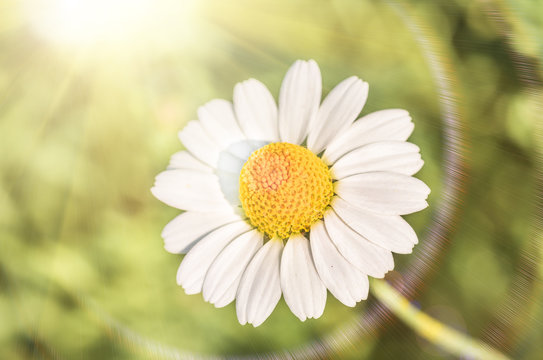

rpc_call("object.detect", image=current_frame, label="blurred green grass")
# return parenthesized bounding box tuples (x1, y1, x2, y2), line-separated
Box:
(1, 0, 542, 359)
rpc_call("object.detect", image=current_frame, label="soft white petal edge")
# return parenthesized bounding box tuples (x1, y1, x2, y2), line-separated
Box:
(198, 99, 246, 149)
(332, 197, 418, 254)
(151, 169, 232, 212)
(213, 278, 241, 308)
(234, 79, 279, 142)
(167, 151, 212, 172)
(178, 120, 222, 167)
(334, 171, 430, 215)
(216, 150, 246, 175)
(215, 170, 241, 207)
(323, 109, 414, 165)
(278, 60, 321, 145)
(308, 76, 368, 154)
(176, 221, 251, 294)
(223, 140, 269, 162)
(236, 239, 283, 327)
(323, 210, 395, 277)
(331, 141, 423, 179)
(280, 234, 327, 321)
(216, 140, 269, 209)
(310, 221, 369, 307)
(203, 230, 263, 308)
(162, 211, 241, 254)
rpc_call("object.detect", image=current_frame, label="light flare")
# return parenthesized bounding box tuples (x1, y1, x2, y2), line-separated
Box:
(24, 0, 198, 51)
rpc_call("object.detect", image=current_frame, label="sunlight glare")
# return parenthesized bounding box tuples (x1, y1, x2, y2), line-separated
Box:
(26, 0, 196, 51)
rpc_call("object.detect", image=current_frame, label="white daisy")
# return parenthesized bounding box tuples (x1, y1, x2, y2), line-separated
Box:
(152, 59, 430, 327)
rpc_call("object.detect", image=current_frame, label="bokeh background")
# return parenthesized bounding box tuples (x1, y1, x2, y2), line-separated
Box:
(1, 0, 542, 359)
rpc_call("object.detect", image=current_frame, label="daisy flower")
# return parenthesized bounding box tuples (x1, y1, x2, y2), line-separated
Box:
(151, 59, 430, 327)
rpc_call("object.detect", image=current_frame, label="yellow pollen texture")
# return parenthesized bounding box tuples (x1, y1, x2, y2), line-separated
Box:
(239, 142, 334, 239)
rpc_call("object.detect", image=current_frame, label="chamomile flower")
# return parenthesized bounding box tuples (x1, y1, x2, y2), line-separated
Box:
(151, 60, 430, 327)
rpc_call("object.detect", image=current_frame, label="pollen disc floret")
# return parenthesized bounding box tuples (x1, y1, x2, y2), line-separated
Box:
(239, 143, 333, 239)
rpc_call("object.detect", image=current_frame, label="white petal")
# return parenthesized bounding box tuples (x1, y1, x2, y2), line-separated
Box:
(162, 211, 241, 254)
(167, 151, 212, 173)
(178, 120, 222, 167)
(214, 278, 241, 308)
(176, 221, 251, 294)
(278, 60, 321, 144)
(216, 170, 241, 207)
(151, 169, 232, 212)
(217, 150, 246, 175)
(203, 230, 263, 307)
(323, 210, 395, 277)
(214, 141, 268, 208)
(280, 234, 326, 321)
(236, 239, 283, 327)
(334, 171, 430, 215)
(215, 149, 247, 208)
(332, 197, 418, 254)
(308, 76, 369, 154)
(225, 140, 268, 161)
(233, 79, 279, 142)
(310, 221, 369, 307)
(331, 141, 423, 180)
(198, 99, 246, 148)
(323, 109, 414, 164)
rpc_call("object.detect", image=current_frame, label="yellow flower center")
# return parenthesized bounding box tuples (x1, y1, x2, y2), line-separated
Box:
(239, 142, 334, 239)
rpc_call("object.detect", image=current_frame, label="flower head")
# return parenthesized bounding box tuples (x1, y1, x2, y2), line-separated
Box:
(239, 142, 334, 239)
(152, 59, 430, 327)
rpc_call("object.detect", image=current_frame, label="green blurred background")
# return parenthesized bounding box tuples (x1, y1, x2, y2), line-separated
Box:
(1, 0, 542, 358)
